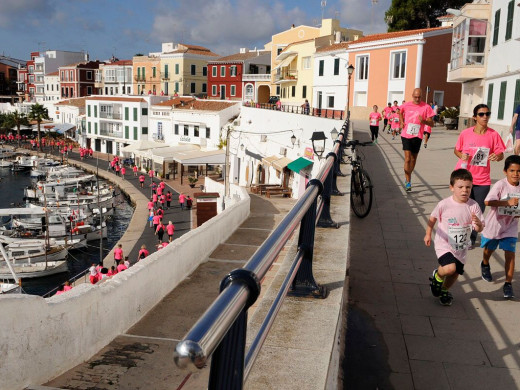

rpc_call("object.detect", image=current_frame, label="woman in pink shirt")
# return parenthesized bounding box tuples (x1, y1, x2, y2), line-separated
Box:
(368, 105, 383, 144)
(390, 108, 401, 140)
(133, 165, 138, 176)
(454, 104, 505, 245)
(179, 192, 186, 210)
(114, 244, 124, 264)
(138, 244, 149, 261)
(152, 213, 161, 231)
(120, 166, 126, 179)
(167, 221, 175, 242)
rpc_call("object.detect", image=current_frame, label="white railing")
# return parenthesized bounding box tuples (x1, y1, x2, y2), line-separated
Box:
(242, 74, 271, 82)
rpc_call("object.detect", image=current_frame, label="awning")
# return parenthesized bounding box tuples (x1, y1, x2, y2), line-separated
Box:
(174, 149, 226, 165)
(245, 149, 263, 161)
(273, 53, 297, 70)
(262, 155, 281, 167)
(287, 157, 314, 174)
(149, 144, 200, 164)
(272, 157, 292, 172)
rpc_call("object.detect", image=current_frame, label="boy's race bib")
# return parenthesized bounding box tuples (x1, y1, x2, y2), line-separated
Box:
(498, 193, 520, 216)
(448, 225, 471, 251)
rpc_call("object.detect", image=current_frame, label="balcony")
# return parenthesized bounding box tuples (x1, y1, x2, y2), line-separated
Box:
(152, 133, 165, 142)
(242, 73, 271, 82)
(447, 62, 485, 82)
(274, 70, 298, 83)
(100, 129, 123, 138)
(100, 112, 122, 120)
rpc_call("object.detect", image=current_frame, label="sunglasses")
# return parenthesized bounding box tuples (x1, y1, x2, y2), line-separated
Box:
(477, 112, 491, 117)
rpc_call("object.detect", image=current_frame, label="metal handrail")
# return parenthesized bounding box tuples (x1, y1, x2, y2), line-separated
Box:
(174, 119, 350, 388)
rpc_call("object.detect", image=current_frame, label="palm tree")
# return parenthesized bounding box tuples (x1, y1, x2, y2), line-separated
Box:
(4, 111, 29, 148)
(29, 103, 49, 152)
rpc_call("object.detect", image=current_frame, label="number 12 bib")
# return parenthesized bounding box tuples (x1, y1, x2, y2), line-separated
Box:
(448, 225, 471, 251)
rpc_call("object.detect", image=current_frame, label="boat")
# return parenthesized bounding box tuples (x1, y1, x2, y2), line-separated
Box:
(0, 244, 21, 294)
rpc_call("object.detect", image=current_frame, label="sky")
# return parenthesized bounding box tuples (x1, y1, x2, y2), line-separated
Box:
(0, 0, 392, 62)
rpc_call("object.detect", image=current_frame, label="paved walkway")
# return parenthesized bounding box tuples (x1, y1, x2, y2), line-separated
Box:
(343, 121, 520, 389)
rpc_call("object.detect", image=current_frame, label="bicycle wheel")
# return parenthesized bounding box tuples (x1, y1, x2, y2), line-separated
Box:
(350, 168, 373, 218)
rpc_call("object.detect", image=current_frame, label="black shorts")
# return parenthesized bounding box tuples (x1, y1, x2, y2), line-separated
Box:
(384, 119, 388, 126)
(401, 137, 422, 154)
(438, 252, 465, 275)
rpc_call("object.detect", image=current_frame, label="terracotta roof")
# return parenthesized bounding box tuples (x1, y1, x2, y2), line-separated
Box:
(437, 14, 455, 20)
(316, 42, 350, 53)
(350, 27, 451, 45)
(153, 97, 196, 107)
(108, 60, 133, 66)
(55, 97, 87, 107)
(211, 51, 270, 63)
(164, 44, 219, 57)
(86, 96, 146, 103)
(46, 71, 59, 76)
(174, 100, 236, 111)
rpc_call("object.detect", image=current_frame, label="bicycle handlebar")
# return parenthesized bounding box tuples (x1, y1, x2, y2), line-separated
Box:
(345, 140, 372, 147)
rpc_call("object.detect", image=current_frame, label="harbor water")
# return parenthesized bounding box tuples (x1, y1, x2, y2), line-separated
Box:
(0, 166, 134, 296)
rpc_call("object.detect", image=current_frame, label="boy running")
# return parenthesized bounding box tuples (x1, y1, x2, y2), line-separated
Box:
(480, 155, 520, 298)
(425, 169, 484, 306)
(389, 108, 401, 140)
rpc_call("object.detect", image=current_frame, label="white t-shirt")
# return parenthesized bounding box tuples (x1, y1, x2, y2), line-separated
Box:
(482, 178, 520, 239)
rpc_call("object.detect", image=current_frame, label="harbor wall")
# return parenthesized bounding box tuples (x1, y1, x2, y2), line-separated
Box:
(0, 184, 250, 390)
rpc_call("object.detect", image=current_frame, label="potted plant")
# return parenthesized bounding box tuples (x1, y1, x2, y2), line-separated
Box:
(188, 176, 198, 188)
(440, 107, 460, 130)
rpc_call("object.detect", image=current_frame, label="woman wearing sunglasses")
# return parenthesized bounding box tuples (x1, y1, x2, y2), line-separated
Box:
(453, 104, 506, 246)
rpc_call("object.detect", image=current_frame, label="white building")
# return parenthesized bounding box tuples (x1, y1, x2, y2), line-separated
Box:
(96, 60, 133, 96)
(81, 95, 169, 155)
(44, 72, 60, 102)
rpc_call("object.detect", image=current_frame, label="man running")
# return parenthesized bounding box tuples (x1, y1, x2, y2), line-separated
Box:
(400, 88, 435, 191)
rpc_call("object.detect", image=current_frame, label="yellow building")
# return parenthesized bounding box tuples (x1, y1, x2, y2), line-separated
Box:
(158, 43, 219, 97)
(132, 55, 161, 95)
(268, 19, 362, 106)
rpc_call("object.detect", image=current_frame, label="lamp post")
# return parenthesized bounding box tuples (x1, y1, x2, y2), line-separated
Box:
(310, 131, 327, 160)
(346, 64, 354, 120)
(222, 125, 233, 211)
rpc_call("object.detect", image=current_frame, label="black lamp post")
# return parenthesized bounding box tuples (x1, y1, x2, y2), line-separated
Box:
(330, 127, 338, 141)
(310, 131, 327, 160)
(347, 64, 354, 119)
(290, 133, 297, 147)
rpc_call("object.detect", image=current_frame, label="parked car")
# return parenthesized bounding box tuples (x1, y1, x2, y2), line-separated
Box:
(268, 96, 280, 104)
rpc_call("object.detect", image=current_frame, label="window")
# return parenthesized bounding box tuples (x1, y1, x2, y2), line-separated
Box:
(493, 9, 501, 46)
(87, 86, 92, 95)
(70, 70, 73, 81)
(466, 20, 487, 65)
(212, 66, 217, 77)
(302, 56, 311, 69)
(357, 55, 369, 80)
(94, 122, 98, 134)
(277, 47, 283, 55)
(142, 126, 148, 135)
(88, 122, 91, 133)
(191, 64, 196, 75)
(164, 64, 169, 78)
(319, 60, 324, 76)
(191, 82, 196, 93)
(220, 66, 226, 77)
(142, 108, 148, 115)
(505, 1, 514, 41)
(498, 81, 507, 120)
(174, 124, 179, 135)
(291, 85, 295, 97)
(194, 126, 199, 137)
(203, 66, 207, 76)
(87, 105, 91, 117)
(487, 83, 494, 110)
(391, 51, 406, 79)
(94, 106, 97, 117)
(86, 71, 92, 80)
(152, 67, 156, 78)
(175, 82, 179, 93)
(230, 66, 237, 77)
(276, 86, 280, 95)
(206, 127, 210, 138)
(334, 58, 340, 75)
(134, 127, 138, 140)
(212, 85, 217, 95)
(245, 84, 253, 100)
(202, 83, 207, 93)
(328, 95, 334, 108)
(184, 125, 189, 136)
(124, 107, 129, 120)
(125, 126, 129, 139)
(514, 79, 520, 113)
(133, 107, 137, 121)
(175, 64, 179, 75)
(231, 85, 236, 96)
(302, 85, 307, 99)
(142, 67, 145, 79)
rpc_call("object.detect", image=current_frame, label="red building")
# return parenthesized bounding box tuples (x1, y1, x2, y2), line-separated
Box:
(59, 61, 103, 99)
(0, 55, 25, 101)
(207, 49, 271, 101)
(24, 51, 39, 102)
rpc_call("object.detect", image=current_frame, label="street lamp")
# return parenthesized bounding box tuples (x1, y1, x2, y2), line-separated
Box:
(330, 127, 338, 141)
(310, 131, 327, 160)
(346, 65, 354, 119)
(290, 133, 297, 147)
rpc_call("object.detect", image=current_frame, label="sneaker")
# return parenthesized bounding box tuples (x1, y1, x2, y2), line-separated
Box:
(424, 143, 428, 148)
(503, 283, 514, 299)
(481, 261, 492, 282)
(429, 270, 443, 297)
(405, 181, 412, 192)
(392, 136, 395, 140)
(439, 290, 453, 306)
(374, 139, 378, 144)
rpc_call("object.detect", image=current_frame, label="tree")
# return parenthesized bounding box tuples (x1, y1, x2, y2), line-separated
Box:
(4, 111, 29, 148)
(28, 103, 49, 152)
(385, 0, 467, 32)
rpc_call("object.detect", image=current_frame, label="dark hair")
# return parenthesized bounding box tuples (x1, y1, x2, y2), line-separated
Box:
(504, 155, 520, 170)
(473, 104, 489, 117)
(450, 169, 473, 185)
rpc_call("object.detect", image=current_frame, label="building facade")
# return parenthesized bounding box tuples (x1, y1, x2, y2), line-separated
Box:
(44, 72, 60, 102)
(59, 61, 102, 99)
(95, 60, 133, 96)
(0, 55, 25, 100)
(132, 55, 161, 96)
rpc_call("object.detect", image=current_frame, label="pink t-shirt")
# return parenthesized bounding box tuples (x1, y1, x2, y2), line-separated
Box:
(400, 101, 435, 139)
(114, 247, 123, 260)
(117, 263, 127, 272)
(481, 178, 520, 239)
(152, 193, 158, 202)
(383, 106, 393, 119)
(121, 167, 126, 175)
(369, 112, 382, 126)
(157, 187, 163, 196)
(152, 214, 161, 225)
(147, 201, 154, 210)
(390, 113, 400, 129)
(167, 224, 175, 235)
(454, 127, 505, 185)
(424, 125, 432, 134)
(431, 196, 483, 263)
(179, 194, 186, 203)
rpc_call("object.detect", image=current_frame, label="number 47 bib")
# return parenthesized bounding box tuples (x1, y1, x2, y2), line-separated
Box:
(448, 225, 472, 251)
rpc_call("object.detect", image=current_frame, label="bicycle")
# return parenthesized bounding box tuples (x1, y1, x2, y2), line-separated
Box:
(345, 140, 374, 218)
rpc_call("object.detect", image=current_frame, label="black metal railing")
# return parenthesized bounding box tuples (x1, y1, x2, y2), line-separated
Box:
(174, 118, 351, 389)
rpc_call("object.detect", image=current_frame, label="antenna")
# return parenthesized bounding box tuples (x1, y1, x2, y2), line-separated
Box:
(321, 0, 327, 22)
(371, 0, 379, 33)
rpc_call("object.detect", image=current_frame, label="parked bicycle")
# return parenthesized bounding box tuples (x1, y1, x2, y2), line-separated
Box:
(345, 140, 373, 218)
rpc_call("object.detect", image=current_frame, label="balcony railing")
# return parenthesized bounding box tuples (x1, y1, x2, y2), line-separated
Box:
(152, 133, 165, 142)
(245, 102, 344, 120)
(242, 74, 271, 82)
(99, 129, 123, 138)
(274, 70, 298, 83)
(100, 112, 122, 120)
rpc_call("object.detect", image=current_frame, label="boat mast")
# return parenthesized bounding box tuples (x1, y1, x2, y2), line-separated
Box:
(96, 155, 103, 266)
(43, 191, 49, 270)
(0, 241, 20, 286)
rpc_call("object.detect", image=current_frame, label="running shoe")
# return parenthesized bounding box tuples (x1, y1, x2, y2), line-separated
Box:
(392, 136, 395, 140)
(481, 261, 492, 282)
(374, 139, 378, 144)
(503, 283, 514, 299)
(429, 270, 443, 297)
(424, 143, 428, 148)
(439, 289, 453, 306)
(405, 181, 412, 192)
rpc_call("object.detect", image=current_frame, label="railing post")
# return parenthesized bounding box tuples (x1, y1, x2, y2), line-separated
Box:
(289, 179, 328, 299)
(208, 269, 260, 390)
(332, 140, 346, 197)
(318, 156, 339, 228)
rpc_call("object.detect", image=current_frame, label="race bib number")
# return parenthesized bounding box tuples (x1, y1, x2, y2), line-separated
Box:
(498, 193, 520, 216)
(406, 123, 420, 136)
(448, 225, 471, 251)
(393, 118, 400, 122)
(470, 147, 490, 167)
(370, 120, 377, 126)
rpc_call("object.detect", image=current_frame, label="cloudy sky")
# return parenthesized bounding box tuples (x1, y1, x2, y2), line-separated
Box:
(1, 0, 391, 62)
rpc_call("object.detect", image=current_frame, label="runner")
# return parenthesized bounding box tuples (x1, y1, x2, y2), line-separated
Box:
(369, 105, 383, 144)
(389, 108, 401, 141)
(399, 88, 435, 191)
(423, 125, 432, 148)
(382, 103, 393, 133)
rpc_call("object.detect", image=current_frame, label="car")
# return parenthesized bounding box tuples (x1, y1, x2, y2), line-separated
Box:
(268, 96, 280, 104)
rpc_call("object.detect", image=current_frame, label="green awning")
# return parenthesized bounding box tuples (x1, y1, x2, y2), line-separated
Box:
(287, 157, 313, 173)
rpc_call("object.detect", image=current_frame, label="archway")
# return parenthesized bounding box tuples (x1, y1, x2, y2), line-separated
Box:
(257, 85, 270, 104)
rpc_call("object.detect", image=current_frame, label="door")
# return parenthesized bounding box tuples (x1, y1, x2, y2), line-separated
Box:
(94, 139, 101, 152)
(433, 91, 444, 106)
(106, 141, 113, 155)
(317, 91, 322, 115)
(220, 85, 225, 100)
